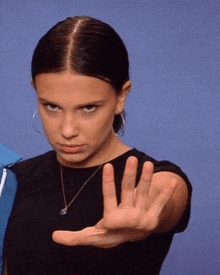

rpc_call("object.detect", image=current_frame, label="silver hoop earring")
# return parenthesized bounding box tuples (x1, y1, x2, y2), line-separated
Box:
(119, 112, 125, 128)
(32, 109, 44, 134)
(114, 112, 125, 137)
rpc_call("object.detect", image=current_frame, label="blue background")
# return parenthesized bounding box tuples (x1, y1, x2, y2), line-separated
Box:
(1, 0, 219, 274)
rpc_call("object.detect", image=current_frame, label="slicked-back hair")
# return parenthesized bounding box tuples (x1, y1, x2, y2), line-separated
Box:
(32, 16, 130, 133)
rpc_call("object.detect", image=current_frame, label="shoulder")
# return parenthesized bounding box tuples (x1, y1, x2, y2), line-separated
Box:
(132, 148, 192, 233)
(132, 148, 192, 229)
(9, 151, 56, 183)
(131, 148, 190, 185)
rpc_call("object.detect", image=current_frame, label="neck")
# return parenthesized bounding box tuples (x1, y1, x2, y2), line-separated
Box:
(97, 134, 131, 165)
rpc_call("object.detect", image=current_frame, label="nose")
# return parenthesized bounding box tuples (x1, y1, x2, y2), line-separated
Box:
(61, 114, 79, 139)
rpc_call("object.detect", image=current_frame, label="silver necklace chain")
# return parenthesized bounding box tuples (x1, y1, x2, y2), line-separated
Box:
(59, 164, 103, 215)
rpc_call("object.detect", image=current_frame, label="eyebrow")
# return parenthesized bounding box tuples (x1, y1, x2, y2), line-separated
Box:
(38, 98, 61, 107)
(38, 97, 106, 108)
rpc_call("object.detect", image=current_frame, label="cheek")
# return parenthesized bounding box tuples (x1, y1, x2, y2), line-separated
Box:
(85, 114, 114, 138)
(40, 116, 58, 138)
(40, 117, 50, 131)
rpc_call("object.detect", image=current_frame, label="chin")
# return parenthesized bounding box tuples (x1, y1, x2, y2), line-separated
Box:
(57, 152, 92, 167)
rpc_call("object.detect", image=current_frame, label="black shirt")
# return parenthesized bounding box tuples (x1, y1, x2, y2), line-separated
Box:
(4, 149, 192, 275)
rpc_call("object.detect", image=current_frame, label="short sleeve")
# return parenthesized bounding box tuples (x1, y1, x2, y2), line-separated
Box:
(154, 160, 192, 233)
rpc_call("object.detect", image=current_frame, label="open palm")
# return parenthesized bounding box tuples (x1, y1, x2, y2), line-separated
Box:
(52, 156, 177, 248)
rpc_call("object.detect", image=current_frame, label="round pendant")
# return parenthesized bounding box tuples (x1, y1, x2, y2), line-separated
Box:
(60, 208, 67, 215)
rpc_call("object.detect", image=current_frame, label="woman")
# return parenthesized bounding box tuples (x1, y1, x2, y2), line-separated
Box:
(3, 16, 192, 275)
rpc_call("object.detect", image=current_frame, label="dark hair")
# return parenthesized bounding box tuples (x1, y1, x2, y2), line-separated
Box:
(31, 16, 130, 133)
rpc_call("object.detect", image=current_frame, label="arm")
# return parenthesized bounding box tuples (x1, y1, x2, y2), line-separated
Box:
(2, 259, 7, 275)
(52, 156, 189, 248)
(149, 170, 188, 233)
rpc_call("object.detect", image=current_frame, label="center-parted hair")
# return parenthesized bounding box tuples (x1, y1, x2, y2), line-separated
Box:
(31, 16, 130, 132)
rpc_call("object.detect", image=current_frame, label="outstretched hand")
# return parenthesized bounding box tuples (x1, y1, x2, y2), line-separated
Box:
(52, 156, 177, 248)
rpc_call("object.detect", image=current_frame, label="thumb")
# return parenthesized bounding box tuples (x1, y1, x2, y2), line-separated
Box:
(52, 230, 83, 246)
(52, 226, 106, 246)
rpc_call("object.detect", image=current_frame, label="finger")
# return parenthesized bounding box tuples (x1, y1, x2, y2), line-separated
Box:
(102, 163, 118, 212)
(52, 226, 123, 249)
(147, 179, 178, 218)
(120, 156, 138, 207)
(135, 161, 154, 208)
(52, 227, 107, 246)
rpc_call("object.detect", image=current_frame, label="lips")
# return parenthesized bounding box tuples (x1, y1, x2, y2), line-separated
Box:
(59, 144, 85, 154)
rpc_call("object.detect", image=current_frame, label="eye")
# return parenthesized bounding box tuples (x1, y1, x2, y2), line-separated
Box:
(45, 104, 60, 112)
(83, 105, 97, 113)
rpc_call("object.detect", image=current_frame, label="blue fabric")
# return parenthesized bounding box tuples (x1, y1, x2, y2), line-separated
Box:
(0, 144, 20, 273)
(0, 144, 21, 166)
(0, 168, 18, 273)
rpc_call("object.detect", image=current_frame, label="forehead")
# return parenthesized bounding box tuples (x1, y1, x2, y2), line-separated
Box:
(35, 72, 116, 104)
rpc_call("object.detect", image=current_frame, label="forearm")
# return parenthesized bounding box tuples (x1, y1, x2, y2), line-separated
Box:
(150, 171, 189, 233)
(2, 259, 7, 275)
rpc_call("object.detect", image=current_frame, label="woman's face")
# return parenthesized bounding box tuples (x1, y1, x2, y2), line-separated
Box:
(34, 72, 130, 168)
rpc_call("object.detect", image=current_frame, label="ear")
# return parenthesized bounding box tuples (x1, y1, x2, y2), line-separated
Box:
(115, 80, 132, 114)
